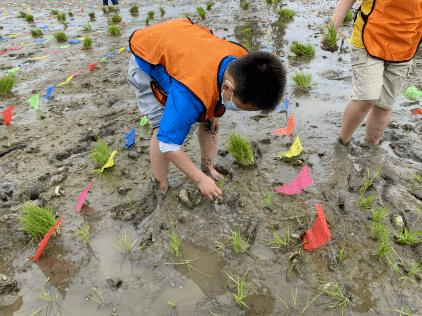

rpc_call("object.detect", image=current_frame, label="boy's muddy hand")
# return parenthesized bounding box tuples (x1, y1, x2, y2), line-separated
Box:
(208, 165, 223, 181)
(198, 175, 223, 201)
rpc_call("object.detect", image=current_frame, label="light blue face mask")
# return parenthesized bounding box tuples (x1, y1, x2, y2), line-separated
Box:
(221, 80, 242, 111)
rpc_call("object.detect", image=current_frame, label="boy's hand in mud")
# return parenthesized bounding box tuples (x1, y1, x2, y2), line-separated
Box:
(197, 175, 223, 201)
(208, 164, 224, 181)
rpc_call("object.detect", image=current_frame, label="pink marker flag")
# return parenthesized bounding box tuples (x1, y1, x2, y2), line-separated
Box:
(275, 165, 313, 195)
(75, 179, 94, 213)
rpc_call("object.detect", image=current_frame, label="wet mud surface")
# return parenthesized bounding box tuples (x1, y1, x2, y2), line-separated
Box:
(1, 0, 422, 315)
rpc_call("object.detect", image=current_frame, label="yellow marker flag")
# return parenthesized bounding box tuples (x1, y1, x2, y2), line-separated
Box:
(32, 56, 48, 60)
(101, 151, 117, 172)
(118, 47, 126, 54)
(58, 75, 74, 87)
(278, 135, 302, 158)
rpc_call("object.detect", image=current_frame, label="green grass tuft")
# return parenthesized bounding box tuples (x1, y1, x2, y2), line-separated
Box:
(76, 222, 90, 244)
(169, 229, 181, 257)
(277, 8, 295, 23)
(82, 36, 92, 49)
(395, 228, 422, 245)
(206, 2, 214, 10)
(231, 226, 249, 253)
(292, 72, 313, 92)
(54, 31, 67, 42)
(108, 24, 121, 36)
(269, 228, 291, 249)
(31, 28, 43, 38)
(290, 42, 315, 60)
(130, 5, 139, 16)
(111, 14, 121, 23)
(196, 6, 206, 19)
(262, 191, 272, 208)
(25, 14, 34, 22)
(227, 133, 255, 166)
(0, 74, 16, 96)
(89, 139, 113, 167)
(356, 194, 374, 209)
(19, 202, 57, 239)
(321, 22, 338, 52)
(240, 0, 249, 10)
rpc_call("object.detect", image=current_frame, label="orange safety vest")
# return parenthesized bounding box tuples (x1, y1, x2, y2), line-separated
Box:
(129, 18, 248, 121)
(361, 0, 422, 62)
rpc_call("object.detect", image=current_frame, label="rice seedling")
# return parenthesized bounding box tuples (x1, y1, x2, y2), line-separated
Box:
(0, 74, 16, 96)
(359, 167, 381, 194)
(167, 299, 176, 309)
(262, 191, 272, 208)
(337, 246, 346, 263)
(114, 230, 137, 269)
(196, 7, 206, 19)
(226, 271, 253, 308)
(344, 9, 354, 22)
(356, 194, 374, 209)
(240, 0, 249, 10)
(51, 9, 59, 15)
(206, 2, 214, 10)
(83, 21, 92, 31)
(76, 222, 90, 244)
(111, 14, 121, 23)
(319, 282, 351, 316)
(395, 228, 422, 245)
(89, 138, 113, 167)
(88, 12, 95, 21)
(169, 229, 181, 257)
(269, 228, 291, 249)
(400, 261, 422, 286)
(231, 226, 249, 253)
(31, 28, 43, 38)
(377, 231, 393, 260)
(108, 24, 121, 36)
(372, 206, 388, 223)
(130, 5, 139, 16)
(88, 287, 104, 306)
(371, 221, 388, 241)
(289, 42, 315, 60)
(68, 11, 73, 17)
(25, 14, 34, 22)
(82, 36, 92, 49)
(57, 12, 66, 22)
(227, 133, 255, 166)
(321, 22, 338, 52)
(19, 202, 56, 239)
(159, 6, 165, 17)
(38, 288, 62, 315)
(291, 72, 313, 92)
(102, 6, 109, 14)
(54, 31, 67, 42)
(146, 10, 155, 25)
(413, 172, 422, 187)
(216, 176, 225, 189)
(277, 8, 295, 23)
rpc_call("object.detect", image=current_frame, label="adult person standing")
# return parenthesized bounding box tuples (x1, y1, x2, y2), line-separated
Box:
(332, 0, 422, 146)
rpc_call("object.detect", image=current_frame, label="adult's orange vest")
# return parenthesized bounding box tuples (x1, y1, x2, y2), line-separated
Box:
(129, 18, 248, 121)
(361, 0, 422, 62)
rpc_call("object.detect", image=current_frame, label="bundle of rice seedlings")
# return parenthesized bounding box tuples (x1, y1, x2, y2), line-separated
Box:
(145, 10, 154, 25)
(321, 22, 338, 52)
(130, 5, 139, 16)
(54, 31, 67, 42)
(290, 42, 315, 60)
(159, 6, 165, 17)
(89, 12, 95, 21)
(292, 72, 313, 92)
(51, 9, 59, 15)
(111, 14, 121, 23)
(206, 2, 214, 10)
(108, 24, 121, 36)
(89, 139, 113, 167)
(227, 133, 255, 166)
(240, 0, 249, 10)
(0, 74, 16, 96)
(277, 8, 295, 23)
(19, 202, 57, 239)
(57, 12, 66, 22)
(196, 7, 206, 19)
(31, 28, 43, 38)
(82, 36, 92, 49)
(25, 14, 34, 22)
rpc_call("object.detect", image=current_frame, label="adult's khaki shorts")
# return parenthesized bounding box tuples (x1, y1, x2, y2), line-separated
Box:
(351, 47, 413, 110)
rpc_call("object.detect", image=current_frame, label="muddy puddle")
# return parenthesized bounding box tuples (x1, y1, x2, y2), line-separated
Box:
(1, 0, 422, 315)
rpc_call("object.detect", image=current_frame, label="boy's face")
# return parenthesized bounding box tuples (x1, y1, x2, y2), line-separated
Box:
(221, 78, 258, 111)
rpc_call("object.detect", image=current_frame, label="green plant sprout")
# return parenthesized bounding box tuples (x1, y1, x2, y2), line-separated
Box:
(400, 261, 422, 286)
(83, 21, 92, 31)
(82, 36, 92, 49)
(412, 172, 422, 187)
(269, 228, 291, 249)
(231, 227, 249, 253)
(38, 288, 62, 315)
(370, 207, 388, 239)
(167, 299, 176, 309)
(146, 11, 155, 25)
(321, 22, 338, 52)
(108, 24, 121, 36)
(89, 139, 113, 167)
(31, 28, 43, 38)
(356, 194, 374, 209)
(114, 230, 137, 253)
(395, 228, 422, 245)
(0, 74, 16, 96)
(337, 246, 346, 263)
(76, 222, 90, 244)
(289, 42, 315, 60)
(216, 176, 225, 189)
(159, 6, 166, 17)
(169, 229, 181, 257)
(196, 6, 206, 19)
(359, 167, 381, 194)
(112, 14, 121, 23)
(57, 12, 66, 22)
(88, 12, 95, 21)
(344, 9, 354, 22)
(227, 133, 255, 166)
(319, 282, 351, 316)
(377, 230, 393, 260)
(262, 191, 272, 207)
(88, 287, 104, 306)
(51, 9, 58, 15)
(206, 2, 214, 10)
(277, 8, 295, 23)
(227, 271, 253, 308)
(25, 14, 34, 22)
(19, 203, 56, 239)
(130, 5, 139, 16)
(291, 72, 313, 92)
(240, 0, 249, 10)
(54, 31, 67, 42)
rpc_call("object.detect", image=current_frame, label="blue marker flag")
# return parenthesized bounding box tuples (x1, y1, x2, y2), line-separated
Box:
(284, 96, 289, 111)
(124, 128, 136, 149)
(43, 84, 56, 100)
(68, 39, 81, 44)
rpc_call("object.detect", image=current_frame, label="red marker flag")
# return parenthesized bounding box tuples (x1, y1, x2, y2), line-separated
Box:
(88, 63, 97, 71)
(302, 204, 332, 251)
(32, 216, 65, 262)
(272, 114, 295, 136)
(1, 106, 15, 125)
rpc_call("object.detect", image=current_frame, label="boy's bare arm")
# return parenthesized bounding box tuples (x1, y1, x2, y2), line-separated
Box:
(332, 0, 356, 30)
(165, 150, 223, 200)
(198, 118, 222, 180)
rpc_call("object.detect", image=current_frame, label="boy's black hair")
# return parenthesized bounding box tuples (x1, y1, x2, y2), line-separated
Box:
(227, 51, 286, 113)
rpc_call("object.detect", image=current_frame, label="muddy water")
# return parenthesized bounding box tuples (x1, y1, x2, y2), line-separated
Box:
(1, 0, 422, 315)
